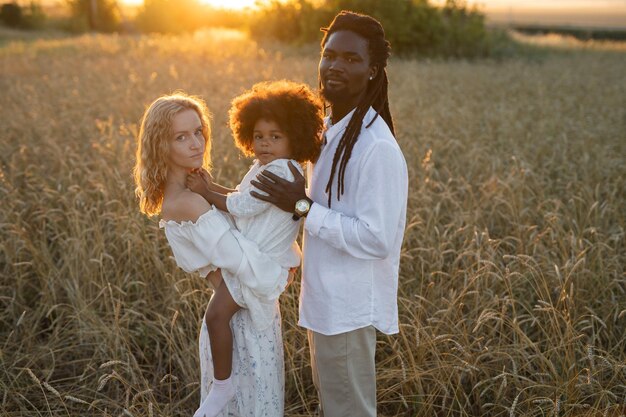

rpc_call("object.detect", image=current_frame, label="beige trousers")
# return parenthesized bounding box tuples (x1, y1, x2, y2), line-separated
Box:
(307, 326, 377, 417)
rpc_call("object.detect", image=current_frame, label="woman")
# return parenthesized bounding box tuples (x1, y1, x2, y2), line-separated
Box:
(134, 92, 286, 417)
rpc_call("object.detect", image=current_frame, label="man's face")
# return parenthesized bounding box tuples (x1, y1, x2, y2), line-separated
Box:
(319, 30, 374, 106)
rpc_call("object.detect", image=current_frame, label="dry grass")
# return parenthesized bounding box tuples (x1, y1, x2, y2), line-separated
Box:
(1, 30, 625, 417)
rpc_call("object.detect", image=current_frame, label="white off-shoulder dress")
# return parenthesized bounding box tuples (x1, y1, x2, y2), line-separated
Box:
(159, 158, 303, 417)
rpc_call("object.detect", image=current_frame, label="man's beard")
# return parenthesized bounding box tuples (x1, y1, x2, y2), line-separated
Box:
(320, 84, 346, 104)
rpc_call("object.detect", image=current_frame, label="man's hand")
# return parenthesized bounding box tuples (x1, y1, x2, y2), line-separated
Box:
(186, 168, 213, 196)
(250, 161, 307, 213)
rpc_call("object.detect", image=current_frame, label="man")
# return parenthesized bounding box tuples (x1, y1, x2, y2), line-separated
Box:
(251, 11, 408, 417)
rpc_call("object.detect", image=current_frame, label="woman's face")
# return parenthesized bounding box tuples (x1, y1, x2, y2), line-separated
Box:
(167, 109, 205, 171)
(252, 118, 291, 166)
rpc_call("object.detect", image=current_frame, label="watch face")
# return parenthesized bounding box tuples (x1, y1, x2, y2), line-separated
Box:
(296, 200, 310, 213)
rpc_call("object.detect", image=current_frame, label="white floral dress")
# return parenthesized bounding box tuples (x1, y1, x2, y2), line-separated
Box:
(159, 159, 303, 417)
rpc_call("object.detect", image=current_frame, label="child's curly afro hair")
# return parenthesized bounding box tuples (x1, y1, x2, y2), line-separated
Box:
(229, 80, 324, 164)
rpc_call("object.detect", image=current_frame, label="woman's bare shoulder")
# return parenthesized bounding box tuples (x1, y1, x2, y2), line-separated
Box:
(161, 190, 212, 223)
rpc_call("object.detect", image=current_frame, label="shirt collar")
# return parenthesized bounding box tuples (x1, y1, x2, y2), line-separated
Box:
(324, 107, 377, 146)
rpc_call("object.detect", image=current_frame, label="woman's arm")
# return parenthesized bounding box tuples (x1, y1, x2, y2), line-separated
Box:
(206, 269, 223, 288)
(167, 193, 284, 293)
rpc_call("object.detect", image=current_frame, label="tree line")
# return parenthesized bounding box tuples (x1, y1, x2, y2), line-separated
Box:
(1, 0, 498, 57)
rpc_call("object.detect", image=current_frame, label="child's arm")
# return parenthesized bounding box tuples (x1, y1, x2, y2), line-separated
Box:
(200, 169, 237, 194)
(186, 170, 230, 213)
(187, 169, 236, 195)
(211, 182, 237, 195)
(204, 190, 229, 213)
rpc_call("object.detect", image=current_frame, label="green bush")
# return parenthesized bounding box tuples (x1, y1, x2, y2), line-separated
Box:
(0, 2, 47, 30)
(249, 0, 496, 58)
(0, 2, 22, 27)
(20, 2, 46, 30)
(249, 0, 334, 44)
(438, 0, 488, 57)
(67, 0, 120, 33)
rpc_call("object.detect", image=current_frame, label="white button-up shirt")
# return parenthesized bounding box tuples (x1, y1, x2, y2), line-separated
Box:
(300, 107, 408, 336)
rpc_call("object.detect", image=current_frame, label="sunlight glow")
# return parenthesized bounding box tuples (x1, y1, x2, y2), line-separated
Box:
(121, 0, 258, 8)
(200, 0, 258, 8)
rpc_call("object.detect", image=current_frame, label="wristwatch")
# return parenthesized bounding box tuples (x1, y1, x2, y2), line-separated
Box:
(292, 198, 312, 221)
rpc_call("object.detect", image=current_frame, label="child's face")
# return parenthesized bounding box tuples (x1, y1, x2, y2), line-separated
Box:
(252, 118, 291, 165)
(167, 109, 205, 172)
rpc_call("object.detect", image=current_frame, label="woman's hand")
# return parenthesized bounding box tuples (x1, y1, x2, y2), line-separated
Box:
(250, 161, 307, 213)
(286, 267, 298, 289)
(205, 268, 223, 289)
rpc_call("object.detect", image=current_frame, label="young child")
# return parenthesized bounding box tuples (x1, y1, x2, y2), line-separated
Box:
(186, 80, 323, 417)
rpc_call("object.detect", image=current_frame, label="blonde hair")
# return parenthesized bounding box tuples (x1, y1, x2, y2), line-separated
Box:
(134, 92, 212, 216)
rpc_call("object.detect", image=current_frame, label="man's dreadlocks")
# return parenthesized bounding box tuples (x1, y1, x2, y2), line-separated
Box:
(320, 11, 394, 207)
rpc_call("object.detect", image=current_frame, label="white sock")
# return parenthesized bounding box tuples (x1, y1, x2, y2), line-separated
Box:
(193, 375, 235, 417)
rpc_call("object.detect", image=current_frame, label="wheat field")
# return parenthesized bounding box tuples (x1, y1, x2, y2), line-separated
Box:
(1, 29, 625, 416)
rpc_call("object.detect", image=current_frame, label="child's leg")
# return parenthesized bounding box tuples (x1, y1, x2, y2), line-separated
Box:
(194, 280, 240, 417)
(205, 278, 240, 379)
